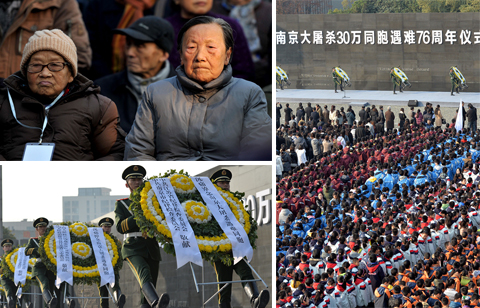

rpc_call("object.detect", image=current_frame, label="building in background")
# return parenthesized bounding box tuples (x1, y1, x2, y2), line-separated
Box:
(62, 188, 128, 222)
(3, 219, 37, 246)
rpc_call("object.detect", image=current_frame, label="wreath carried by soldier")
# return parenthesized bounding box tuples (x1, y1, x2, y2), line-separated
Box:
(38, 222, 123, 285)
(129, 169, 258, 266)
(1, 246, 37, 289)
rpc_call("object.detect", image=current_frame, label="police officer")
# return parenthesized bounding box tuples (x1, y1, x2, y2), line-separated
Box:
(25, 218, 65, 308)
(97, 217, 125, 308)
(0, 239, 16, 308)
(332, 68, 343, 93)
(210, 169, 269, 308)
(114, 166, 169, 308)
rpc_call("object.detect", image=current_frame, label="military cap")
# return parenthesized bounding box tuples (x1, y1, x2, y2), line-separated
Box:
(122, 165, 146, 180)
(1, 239, 13, 247)
(210, 169, 232, 183)
(99, 217, 114, 227)
(33, 217, 49, 228)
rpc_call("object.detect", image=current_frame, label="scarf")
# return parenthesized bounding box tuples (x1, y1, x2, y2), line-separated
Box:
(112, 0, 156, 73)
(126, 60, 171, 103)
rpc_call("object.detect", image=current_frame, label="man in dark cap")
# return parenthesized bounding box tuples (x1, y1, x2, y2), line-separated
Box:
(24, 218, 65, 308)
(95, 16, 175, 133)
(114, 166, 169, 308)
(210, 169, 269, 308)
(0, 239, 17, 308)
(97, 217, 125, 308)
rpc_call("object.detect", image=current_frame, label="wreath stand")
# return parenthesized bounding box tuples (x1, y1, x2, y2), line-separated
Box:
(341, 81, 349, 99)
(15, 286, 40, 308)
(189, 260, 268, 308)
(62, 283, 116, 308)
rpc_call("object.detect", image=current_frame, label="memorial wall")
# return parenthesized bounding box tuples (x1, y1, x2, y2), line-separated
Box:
(277, 13, 480, 91)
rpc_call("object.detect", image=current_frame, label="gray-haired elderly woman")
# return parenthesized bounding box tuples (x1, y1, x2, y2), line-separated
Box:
(124, 16, 271, 161)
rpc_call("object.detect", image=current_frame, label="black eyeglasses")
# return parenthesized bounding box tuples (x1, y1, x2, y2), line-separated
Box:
(27, 62, 69, 73)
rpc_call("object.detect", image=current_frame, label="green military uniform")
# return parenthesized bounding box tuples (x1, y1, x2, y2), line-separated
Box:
(0, 239, 17, 308)
(115, 198, 161, 303)
(25, 218, 58, 308)
(115, 165, 169, 308)
(391, 70, 401, 94)
(332, 70, 342, 92)
(97, 218, 124, 308)
(210, 169, 269, 308)
(450, 70, 459, 95)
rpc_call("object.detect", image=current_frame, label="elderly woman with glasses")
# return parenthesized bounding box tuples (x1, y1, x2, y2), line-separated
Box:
(0, 29, 125, 161)
(125, 16, 271, 161)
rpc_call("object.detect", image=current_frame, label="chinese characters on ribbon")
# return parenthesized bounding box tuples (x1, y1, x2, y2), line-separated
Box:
(53, 225, 73, 287)
(88, 227, 115, 287)
(192, 177, 253, 265)
(149, 178, 203, 268)
(276, 29, 480, 45)
(14, 247, 29, 286)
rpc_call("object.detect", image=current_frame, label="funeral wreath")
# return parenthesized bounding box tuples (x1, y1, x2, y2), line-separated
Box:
(39, 222, 122, 285)
(130, 170, 258, 266)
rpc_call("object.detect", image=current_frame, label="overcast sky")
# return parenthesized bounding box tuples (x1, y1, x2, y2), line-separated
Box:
(0, 162, 223, 222)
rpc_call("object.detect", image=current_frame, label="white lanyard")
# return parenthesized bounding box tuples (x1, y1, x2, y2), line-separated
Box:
(7, 88, 64, 144)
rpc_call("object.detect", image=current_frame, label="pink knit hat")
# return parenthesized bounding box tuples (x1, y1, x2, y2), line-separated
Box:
(20, 29, 78, 77)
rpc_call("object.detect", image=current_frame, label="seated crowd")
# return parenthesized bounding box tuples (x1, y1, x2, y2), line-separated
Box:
(276, 121, 480, 308)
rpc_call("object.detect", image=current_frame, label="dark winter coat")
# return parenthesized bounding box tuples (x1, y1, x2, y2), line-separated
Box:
(0, 72, 125, 160)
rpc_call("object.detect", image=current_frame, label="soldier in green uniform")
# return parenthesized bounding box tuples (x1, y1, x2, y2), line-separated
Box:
(97, 217, 125, 308)
(0, 239, 17, 308)
(114, 165, 169, 308)
(25, 218, 60, 308)
(391, 68, 402, 94)
(450, 68, 460, 96)
(332, 68, 343, 93)
(210, 169, 269, 308)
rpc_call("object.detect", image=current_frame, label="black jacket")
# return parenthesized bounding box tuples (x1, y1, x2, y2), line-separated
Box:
(95, 67, 175, 133)
(359, 109, 367, 122)
(467, 107, 477, 122)
(304, 106, 313, 120)
(296, 107, 305, 121)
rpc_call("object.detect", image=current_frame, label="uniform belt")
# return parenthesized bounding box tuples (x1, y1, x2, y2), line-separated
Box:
(124, 232, 143, 240)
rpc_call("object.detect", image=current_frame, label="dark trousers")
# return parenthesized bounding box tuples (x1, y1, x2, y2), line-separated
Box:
(98, 274, 121, 308)
(213, 259, 254, 304)
(0, 275, 17, 299)
(126, 255, 159, 305)
(35, 268, 57, 302)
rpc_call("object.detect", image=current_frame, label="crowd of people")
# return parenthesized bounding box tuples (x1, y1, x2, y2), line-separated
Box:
(275, 105, 480, 308)
(0, 0, 272, 161)
(276, 102, 478, 177)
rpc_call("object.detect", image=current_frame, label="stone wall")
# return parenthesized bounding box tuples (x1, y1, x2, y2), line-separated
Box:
(277, 13, 480, 91)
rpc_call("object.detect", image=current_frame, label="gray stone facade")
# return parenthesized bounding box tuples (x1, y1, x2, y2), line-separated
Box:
(277, 13, 480, 91)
